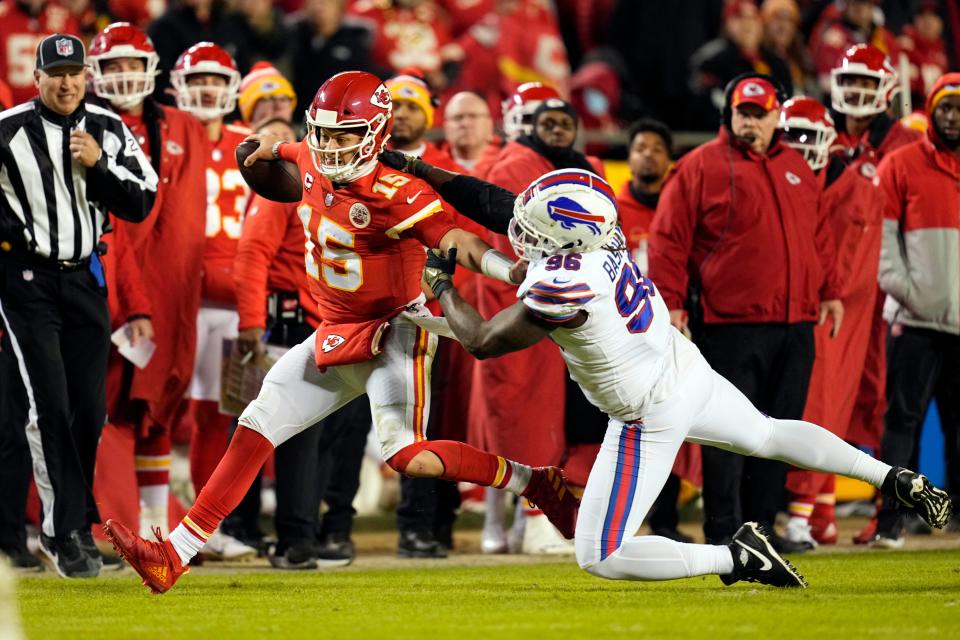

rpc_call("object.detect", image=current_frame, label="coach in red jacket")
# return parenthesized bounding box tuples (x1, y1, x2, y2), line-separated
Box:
(870, 73, 960, 545)
(649, 75, 842, 550)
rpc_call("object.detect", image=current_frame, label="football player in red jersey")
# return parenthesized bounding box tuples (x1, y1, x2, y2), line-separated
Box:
(170, 42, 258, 561)
(103, 70, 580, 593)
(827, 44, 923, 544)
(0, 0, 80, 105)
(778, 97, 886, 548)
(84, 23, 209, 551)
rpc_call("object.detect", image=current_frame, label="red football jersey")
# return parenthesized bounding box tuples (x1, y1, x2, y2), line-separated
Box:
(0, 2, 81, 105)
(349, 0, 455, 74)
(203, 123, 253, 303)
(280, 143, 456, 324)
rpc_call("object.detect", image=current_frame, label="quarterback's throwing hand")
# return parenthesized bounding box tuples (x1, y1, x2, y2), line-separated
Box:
(424, 245, 458, 298)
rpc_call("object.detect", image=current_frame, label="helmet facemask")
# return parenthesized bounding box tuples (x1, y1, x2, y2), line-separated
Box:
(830, 70, 897, 117)
(305, 112, 389, 183)
(91, 54, 158, 110)
(172, 72, 240, 122)
(780, 122, 837, 171)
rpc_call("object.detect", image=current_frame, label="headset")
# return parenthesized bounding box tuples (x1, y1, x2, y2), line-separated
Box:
(720, 71, 790, 129)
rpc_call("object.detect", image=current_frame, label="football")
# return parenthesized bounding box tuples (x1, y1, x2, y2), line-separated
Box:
(235, 140, 303, 203)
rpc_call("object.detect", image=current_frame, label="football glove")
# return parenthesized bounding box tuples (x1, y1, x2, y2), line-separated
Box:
(379, 150, 429, 177)
(424, 246, 458, 298)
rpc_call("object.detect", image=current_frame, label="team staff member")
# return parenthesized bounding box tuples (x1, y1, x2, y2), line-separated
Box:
(0, 33, 157, 578)
(871, 74, 960, 546)
(649, 75, 842, 551)
(234, 118, 370, 569)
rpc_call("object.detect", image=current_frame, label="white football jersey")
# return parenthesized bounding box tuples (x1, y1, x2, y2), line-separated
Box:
(517, 230, 697, 422)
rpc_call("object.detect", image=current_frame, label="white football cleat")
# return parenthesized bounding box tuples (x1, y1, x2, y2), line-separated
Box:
(201, 530, 257, 561)
(520, 513, 575, 555)
(784, 517, 818, 550)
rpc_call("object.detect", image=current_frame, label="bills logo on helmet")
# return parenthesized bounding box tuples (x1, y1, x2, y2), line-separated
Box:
(321, 334, 345, 352)
(547, 197, 605, 236)
(371, 85, 392, 109)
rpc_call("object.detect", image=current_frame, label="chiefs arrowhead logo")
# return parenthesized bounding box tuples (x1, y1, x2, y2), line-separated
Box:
(321, 334, 345, 353)
(371, 84, 392, 109)
(785, 171, 801, 185)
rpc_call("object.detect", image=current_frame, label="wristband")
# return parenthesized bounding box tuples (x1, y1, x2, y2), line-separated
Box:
(271, 141, 283, 159)
(480, 249, 514, 283)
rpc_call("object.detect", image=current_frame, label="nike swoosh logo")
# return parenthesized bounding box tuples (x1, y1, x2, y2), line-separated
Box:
(552, 277, 572, 284)
(735, 539, 772, 571)
(406, 191, 423, 205)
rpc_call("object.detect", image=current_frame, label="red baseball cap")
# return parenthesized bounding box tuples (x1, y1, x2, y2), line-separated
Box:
(731, 77, 780, 112)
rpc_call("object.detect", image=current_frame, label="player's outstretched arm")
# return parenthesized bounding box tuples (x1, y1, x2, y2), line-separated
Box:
(438, 228, 525, 284)
(381, 150, 516, 234)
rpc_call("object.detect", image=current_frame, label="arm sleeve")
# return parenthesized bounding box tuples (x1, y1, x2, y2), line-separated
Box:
(87, 118, 158, 223)
(234, 196, 289, 331)
(814, 189, 842, 300)
(437, 175, 517, 235)
(876, 159, 913, 306)
(112, 221, 152, 320)
(521, 279, 596, 323)
(647, 161, 697, 310)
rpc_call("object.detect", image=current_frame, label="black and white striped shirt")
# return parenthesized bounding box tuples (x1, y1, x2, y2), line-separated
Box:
(0, 99, 158, 261)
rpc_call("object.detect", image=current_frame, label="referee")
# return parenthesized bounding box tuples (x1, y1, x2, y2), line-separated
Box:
(0, 34, 157, 578)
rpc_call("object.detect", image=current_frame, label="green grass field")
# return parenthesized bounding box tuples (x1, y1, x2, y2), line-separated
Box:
(14, 549, 960, 640)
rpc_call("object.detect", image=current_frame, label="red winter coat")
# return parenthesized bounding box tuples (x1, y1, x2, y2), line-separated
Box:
(803, 154, 884, 434)
(616, 182, 656, 272)
(649, 127, 840, 325)
(104, 104, 208, 432)
(469, 140, 603, 467)
(836, 115, 921, 450)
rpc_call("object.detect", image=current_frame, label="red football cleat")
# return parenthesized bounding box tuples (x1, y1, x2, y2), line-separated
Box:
(103, 519, 188, 594)
(522, 466, 580, 539)
(852, 516, 877, 545)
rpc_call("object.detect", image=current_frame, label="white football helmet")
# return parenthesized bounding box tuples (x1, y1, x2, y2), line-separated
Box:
(510, 169, 619, 260)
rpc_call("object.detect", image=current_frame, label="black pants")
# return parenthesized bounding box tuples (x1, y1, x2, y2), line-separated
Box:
(0, 260, 110, 539)
(275, 395, 370, 547)
(877, 327, 960, 532)
(698, 322, 815, 542)
(0, 329, 31, 551)
(225, 317, 370, 548)
(397, 339, 461, 544)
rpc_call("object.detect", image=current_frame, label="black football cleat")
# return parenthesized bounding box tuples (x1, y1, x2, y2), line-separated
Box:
(720, 522, 807, 589)
(882, 467, 952, 529)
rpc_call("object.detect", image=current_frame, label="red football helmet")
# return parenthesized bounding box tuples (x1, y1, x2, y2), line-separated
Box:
(88, 22, 159, 110)
(501, 82, 562, 140)
(170, 42, 240, 121)
(304, 71, 393, 183)
(830, 44, 898, 117)
(779, 97, 837, 171)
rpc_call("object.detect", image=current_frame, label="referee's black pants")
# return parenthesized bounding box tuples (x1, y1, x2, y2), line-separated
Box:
(0, 328, 31, 551)
(697, 322, 815, 543)
(876, 327, 960, 535)
(0, 259, 109, 540)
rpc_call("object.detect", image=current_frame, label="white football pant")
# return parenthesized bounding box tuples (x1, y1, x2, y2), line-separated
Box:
(239, 316, 436, 461)
(576, 344, 891, 581)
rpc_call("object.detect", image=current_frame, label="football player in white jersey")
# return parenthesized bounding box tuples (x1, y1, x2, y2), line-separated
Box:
(394, 159, 952, 588)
